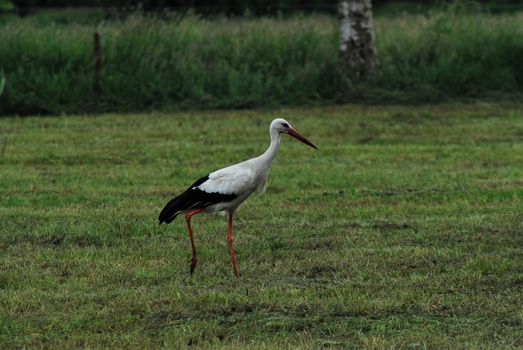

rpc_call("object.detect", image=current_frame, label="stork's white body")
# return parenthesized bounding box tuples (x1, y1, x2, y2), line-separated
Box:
(196, 126, 281, 214)
(158, 118, 316, 277)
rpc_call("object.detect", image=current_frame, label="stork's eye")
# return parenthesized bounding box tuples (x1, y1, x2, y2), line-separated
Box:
(282, 123, 289, 128)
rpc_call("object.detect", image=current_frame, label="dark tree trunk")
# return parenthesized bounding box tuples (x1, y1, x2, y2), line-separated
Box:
(338, 0, 379, 79)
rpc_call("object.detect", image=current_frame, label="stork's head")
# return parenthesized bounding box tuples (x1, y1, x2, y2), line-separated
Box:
(270, 118, 317, 149)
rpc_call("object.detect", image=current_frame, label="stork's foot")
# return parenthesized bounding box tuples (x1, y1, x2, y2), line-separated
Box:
(189, 257, 198, 275)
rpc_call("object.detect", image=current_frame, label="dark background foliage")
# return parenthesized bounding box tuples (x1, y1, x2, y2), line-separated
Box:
(6, 0, 523, 15)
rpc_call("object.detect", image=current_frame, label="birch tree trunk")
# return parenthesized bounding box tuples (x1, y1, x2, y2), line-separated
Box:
(338, 0, 379, 79)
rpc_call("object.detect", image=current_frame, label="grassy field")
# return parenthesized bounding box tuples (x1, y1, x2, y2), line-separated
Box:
(1, 103, 523, 348)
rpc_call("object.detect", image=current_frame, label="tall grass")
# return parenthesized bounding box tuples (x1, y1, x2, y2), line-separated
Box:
(377, 7, 523, 98)
(1, 6, 523, 116)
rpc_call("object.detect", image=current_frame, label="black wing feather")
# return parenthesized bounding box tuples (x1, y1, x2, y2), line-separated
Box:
(158, 175, 237, 225)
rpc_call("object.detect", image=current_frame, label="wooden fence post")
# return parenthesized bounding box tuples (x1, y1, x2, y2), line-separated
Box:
(93, 32, 102, 98)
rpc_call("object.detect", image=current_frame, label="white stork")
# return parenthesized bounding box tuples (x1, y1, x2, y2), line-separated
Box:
(159, 118, 317, 277)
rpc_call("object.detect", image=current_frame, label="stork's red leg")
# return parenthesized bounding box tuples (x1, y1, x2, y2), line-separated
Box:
(227, 213, 240, 277)
(185, 209, 203, 274)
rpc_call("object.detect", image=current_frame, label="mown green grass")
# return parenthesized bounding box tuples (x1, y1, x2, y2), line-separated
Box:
(1, 104, 523, 348)
(2, 5, 523, 116)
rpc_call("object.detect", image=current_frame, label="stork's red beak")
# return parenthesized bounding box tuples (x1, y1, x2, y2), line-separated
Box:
(288, 128, 317, 150)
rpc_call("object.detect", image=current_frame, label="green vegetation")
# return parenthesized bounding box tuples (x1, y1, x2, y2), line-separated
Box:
(1, 4, 523, 116)
(0, 0, 14, 12)
(1, 103, 522, 348)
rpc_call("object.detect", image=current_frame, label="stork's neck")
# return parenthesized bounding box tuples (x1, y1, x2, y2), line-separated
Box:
(259, 128, 281, 165)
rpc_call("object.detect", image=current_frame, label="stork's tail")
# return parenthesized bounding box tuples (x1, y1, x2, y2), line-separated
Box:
(158, 192, 188, 225)
(159, 175, 213, 225)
